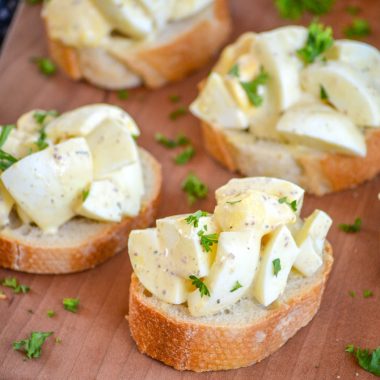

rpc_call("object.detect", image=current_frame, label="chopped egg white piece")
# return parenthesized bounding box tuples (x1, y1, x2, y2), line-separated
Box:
(293, 236, 323, 277)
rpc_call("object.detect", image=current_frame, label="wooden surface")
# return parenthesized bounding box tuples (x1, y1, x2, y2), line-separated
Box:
(0, 1, 379, 379)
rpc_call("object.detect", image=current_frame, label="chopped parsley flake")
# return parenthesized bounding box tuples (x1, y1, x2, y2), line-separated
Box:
(345, 344, 380, 376)
(320, 85, 329, 101)
(181, 173, 208, 204)
(198, 230, 219, 253)
(273, 258, 281, 277)
(339, 217, 362, 233)
(169, 106, 187, 120)
(169, 94, 181, 103)
(240, 67, 269, 107)
(33, 57, 57, 76)
(185, 210, 209, 228)
(297, 21, 334, 64)
(174, 146, 195, 165)
(189, 275, 210, 297)
(1, 277, 30, 294)
(228, 64, 240, 78)
(230, 281, 243, 292)
(344, 19, 371, 39)
(13, 332, 53, 359)
(278, 196, 297, 212)
(82, 189, 90, 201)
(117, 89, 129, 100)
(0, 125, 18, 170)
(47, 310, 56, 318)
(274, 0, 334, 20)
(155, 133, 189, 149)
(63, 298, 80, 313)
(363, 289, 374, 298)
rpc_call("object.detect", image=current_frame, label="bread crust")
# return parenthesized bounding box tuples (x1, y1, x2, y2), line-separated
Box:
(201, 121, 380, 195)
(0, 150, 162, 274)
(44, 0, 231, 89)
(128, 243, 333, 372)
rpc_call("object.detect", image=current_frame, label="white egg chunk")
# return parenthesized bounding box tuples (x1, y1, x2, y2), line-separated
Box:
(156, 214, 218, 278)
(293, 236, 323, 277)
(138, 0, 174, 29)
(76, 179, 124, 222)
(301, 61, 380, 127)
(170, 0, 213, 21)
(252, 226, 300, 306)
(296, 210, 332, 254)
(45, 104, 140, 142)
(277, 102, 366, 157)
(86, 119, 139, 178)
(253, 26, 307, 111)
(1, 138, 93, 233)
(190, 73, 249, 129)
(92, 0, 153, 39)
(214, 190, 296, 234)
(187, 231, 261, 317)
(0, 182, 14, 226)
(129, 229, 188, 304)
(216, 177, 304, 215)
(103, 161, 144, 217)
(326, 40, 380, 84)
(42, 0, 111, 47)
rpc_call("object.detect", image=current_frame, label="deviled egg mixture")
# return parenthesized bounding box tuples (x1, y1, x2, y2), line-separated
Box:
(0, 105, 144, 234)
(129, 178, 332, 317)
(191, 22, 380, 158)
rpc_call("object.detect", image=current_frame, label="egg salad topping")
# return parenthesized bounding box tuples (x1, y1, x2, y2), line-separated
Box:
(0, 104, 144, 234)
(190, 22, 380, 157)
(128, 177, 332, 317)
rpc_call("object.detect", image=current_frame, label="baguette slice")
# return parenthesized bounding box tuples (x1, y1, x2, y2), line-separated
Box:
(45, 0, 231, 89)
(0, 149, 161, 274)
(201, 121, 380, 196)
(128, 242, 333, 372)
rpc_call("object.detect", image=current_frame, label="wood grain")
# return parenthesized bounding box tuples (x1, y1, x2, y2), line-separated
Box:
(0, 1, 379, 379)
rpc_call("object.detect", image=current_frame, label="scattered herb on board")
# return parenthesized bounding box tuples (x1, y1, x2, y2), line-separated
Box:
(174, 146, 195, 165)
(240, 67, 269, 107)
(169, 106, 187, 120)
(344, 19, 371, 38)
(117, 89, 129, 100)
(345, 344, 380, 376)
(297, 22, 334, 64)
(0, 125, 18, 170)
(230, 281, 243, 292)
(155, 133, 189, 149)
(189, 275, 210, 297)
(198, 230, 219, 253)
(363, 290, 374, 298)
(274, 0, 334, 20)
(169, 94, 181, 103)
(339, 217, 362, 233)
(62, 298, 80, 313)
(348, 290, 356, 298)
(228, 64, 240, 78)
(33, 57, 57, 76)
(1, 277, 30, 294)
(320, 85, 329, 101)
(47, 310, 56, 318)
(273, 258, 282, 276)
(345, 5, 361, 15)
(181, 173, 208, 204)
(185, 210, 209, 228)
(278, 196, 298, 212)
(13, 332, 53, 359)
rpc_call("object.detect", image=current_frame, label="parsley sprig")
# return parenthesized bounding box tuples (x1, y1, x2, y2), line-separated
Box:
(278, 197, 297, 212)
(33, 57, 57, 76)
(174, 146, 195, 165)
(1, 277, 30, 294)
(297, 22, 334, 64)
(117, 89, 129, 100)
(185, 210, 209, 228)
(33, 110, 58, 151)
(274, 0, 334, 20)
(155, 133, 189, 149)
(182, 173, 208, 204)
(339, 217, 362, 233)
(63, 298, 80, 313)
(272, 258, 282, 277)
(228, 64, 240, 78)
(344, 19, 371, 39)
(0, 125, 18, 170)
(240, 67, 269, 107)
(169, 106, 187, 120)
(189, 275, 210, 297)
(198, 230, 219, 253)
(230, 281, 243, 292)
(345, 344, 380, 376)
(13, 332, 53, 359)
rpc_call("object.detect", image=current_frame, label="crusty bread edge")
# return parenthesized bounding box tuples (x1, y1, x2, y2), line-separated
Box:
(127, 242, 333, 372)
(201, 121, 380, 195)
(0, 149, 162, 274)
(43, 0, 232, 89)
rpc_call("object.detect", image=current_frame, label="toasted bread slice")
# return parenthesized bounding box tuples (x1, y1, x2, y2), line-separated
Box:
(45, 0, 231, 89)
(0, 149, 161, 274)
(201, 122, 380, 196)
(128, 242, 333, 372)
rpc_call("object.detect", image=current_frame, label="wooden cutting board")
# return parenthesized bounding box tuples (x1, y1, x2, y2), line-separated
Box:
(0, 1, 379, 379)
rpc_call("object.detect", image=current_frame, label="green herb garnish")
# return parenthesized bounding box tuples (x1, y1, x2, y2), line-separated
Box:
(169, 106, 187, 120)
(1, 277, 30, 294)
(189, 275, 210, 297)
(198, 230, 219, 253)
(0, 125, 18, 170)
(155, 133, 189, 149)
(63, 298, 80, 313)
(185, 210, 209, 228)
(117, 89, 129, 100)
(274, 0, 334, 20)
(47, 310, 56, 318)
(230, 281, 243, 292)
(169, 94, 181, 103)
(339, 217, 362, 233)
(82, 189, 90, 202)
(272, 258, 282, 276)
(345, 5, 361, 15)
(13, 332, 53, 359)
(344, 19, 371, 39)
(345, 344, 380, 376)
(33, 110, 58, 125)
(297, 21, 334, 64)
(240, 67, 269, 107)
(320, 85, 329, 100)
(33, 57, 57, 76)
(363, 290, 374, 298)
(278, 196, 297, 212)
(228, 64, 240, 78)
(348, 290, 356, 298)
(174, 146, 195, 165)
(181, 173, 208, 204)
